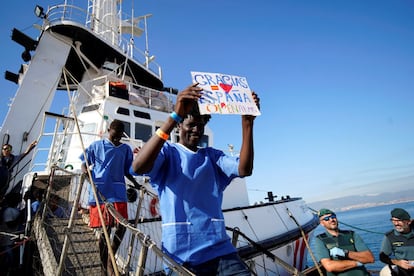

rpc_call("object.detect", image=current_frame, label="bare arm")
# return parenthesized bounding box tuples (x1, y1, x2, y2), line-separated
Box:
(321, 249, 373, 273)
(24, 140, 38, 155)
(347, 249, 374, 264)
(131, 119, 175, 174)
(320, 258, 363, 273)
(238, 92, 259, 176)
(81, 163, 88, 173)
(392, 259, 414, 270)
(380, 252, 414, 270)
(132, 84, 202, 174)
(348, 250, 375, 264)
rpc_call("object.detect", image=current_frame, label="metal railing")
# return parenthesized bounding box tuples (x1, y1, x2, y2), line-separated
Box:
(28, 166, 194, 275)
(43, 2, 162, 78)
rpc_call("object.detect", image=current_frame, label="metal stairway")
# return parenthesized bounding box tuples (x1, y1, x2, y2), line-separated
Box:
(33, 216, 102, 275)
(30, 169, 103, 276)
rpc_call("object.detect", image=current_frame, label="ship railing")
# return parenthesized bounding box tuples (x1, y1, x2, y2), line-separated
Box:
(126, 82, 176, 112)
(27, 164, 195, 275)
(26, 104, 146, 187)
(26, 111, 102, 174)
(22, 109, 195, 274)
(26, 168, 322, 276)
(66, 68, 175, 113)
(44, 2, 162, 78)
(28, 111, 77, 173)
(104, 190, 196, 276)
(227, 226, 307, 276)
(27, 81, 173, 173)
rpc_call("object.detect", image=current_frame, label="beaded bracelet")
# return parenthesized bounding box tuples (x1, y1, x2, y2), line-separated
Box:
(170, 111, 183, 123)
(155, 128, 169, 141)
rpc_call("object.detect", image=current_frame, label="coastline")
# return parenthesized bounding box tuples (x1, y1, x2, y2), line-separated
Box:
(339, 199, 414, 212)
(309, 189, 414, 213)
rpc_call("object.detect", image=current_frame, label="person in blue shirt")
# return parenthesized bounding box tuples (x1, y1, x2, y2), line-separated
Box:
(132, 83, 260, 275)
(47, 194, 66, 218)
(80, 119, 139, 275)
(30, 188, 43, 215)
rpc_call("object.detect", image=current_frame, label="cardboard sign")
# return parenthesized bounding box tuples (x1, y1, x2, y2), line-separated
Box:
(191, 71, 261, 116)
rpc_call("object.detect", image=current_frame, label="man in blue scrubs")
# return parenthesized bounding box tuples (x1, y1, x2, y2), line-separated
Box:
(132, 83, 259, 275)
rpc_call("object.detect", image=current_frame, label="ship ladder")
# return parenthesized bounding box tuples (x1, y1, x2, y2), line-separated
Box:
(55, 171, 89, 276)
(30, 166, 103, 275)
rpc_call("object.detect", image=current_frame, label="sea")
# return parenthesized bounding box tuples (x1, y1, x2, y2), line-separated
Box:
(307, 201, 414, 274)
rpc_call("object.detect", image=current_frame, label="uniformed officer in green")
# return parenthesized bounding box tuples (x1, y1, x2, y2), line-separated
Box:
(314, 208, 374, 275)
(379, 208, 414, 276)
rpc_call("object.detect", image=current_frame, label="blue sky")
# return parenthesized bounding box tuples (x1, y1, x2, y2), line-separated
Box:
(1, 0, 414, 203)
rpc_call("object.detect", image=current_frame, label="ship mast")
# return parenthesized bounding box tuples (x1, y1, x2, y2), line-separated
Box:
(90, 0, 119, 45)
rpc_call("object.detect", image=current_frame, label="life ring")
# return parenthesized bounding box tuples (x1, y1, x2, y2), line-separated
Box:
(149, 197, 159, 217)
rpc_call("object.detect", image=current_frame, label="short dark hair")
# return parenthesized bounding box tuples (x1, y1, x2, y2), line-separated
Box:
(183, 103, 211, 124)
(109, 119, 125, 132)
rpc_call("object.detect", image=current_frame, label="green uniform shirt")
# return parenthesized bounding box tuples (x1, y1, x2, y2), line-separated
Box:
(380, 228, 414, 260)
(314, 230, 371, 276)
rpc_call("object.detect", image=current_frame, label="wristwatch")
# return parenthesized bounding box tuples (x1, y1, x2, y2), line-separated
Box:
(344, 249, 349, 258)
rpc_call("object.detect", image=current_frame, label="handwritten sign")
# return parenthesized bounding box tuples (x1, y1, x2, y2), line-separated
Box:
(191, 71, 261, 116)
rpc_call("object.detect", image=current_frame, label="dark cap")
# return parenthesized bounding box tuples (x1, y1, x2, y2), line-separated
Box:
(318, 208, 335, 218)
(391, 208, 410, 220)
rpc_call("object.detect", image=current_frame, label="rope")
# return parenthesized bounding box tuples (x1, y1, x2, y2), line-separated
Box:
(239, 208, 278, 274)
(338, 221, 385, 235)
(226, 226, 305, 276)
(60, 66, 144, 152)
(287, 208, 324, 276)
(0, 236, 30, 256)
(105, 202, 195, 276)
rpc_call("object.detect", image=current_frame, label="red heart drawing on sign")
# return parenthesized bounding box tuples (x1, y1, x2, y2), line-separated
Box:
(219, 83, 233, 93)
(221, 102, 226, 108)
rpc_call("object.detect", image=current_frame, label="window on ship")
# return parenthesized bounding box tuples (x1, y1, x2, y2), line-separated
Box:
(117, 107, 130, 115)
(80, 123, 97, 146)
(109, 82, 128, 100)
(133, 110, 151, 119)
(81, 104, 100, 113)
(119, 120, 131, 138)
(199, 135, 209, 148)
(135, 123, 152, 142)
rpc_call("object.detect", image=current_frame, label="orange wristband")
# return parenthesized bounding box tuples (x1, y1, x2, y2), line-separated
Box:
(155, 128, 169, 141)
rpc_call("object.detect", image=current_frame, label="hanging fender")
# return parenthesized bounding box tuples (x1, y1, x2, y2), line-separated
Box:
(149, 197, 159, 217)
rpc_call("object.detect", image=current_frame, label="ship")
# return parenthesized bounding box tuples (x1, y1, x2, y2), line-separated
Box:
(0, 1, 320, 275)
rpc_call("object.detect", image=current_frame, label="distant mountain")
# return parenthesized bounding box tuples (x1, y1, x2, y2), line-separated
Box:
(308, 189, 414, 212)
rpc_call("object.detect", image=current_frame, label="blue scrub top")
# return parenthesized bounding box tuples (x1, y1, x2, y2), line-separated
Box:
(148, 142, 241, 265)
